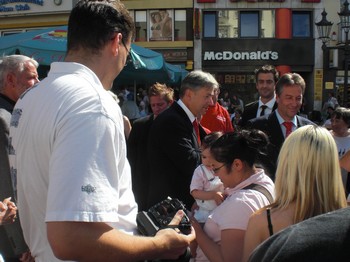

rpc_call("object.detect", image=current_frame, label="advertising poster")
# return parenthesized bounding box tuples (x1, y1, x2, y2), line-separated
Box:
(149, 9, 173, 41)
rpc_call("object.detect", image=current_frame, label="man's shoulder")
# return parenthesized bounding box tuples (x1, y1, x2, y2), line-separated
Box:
(132, 115, 152, 125)
(248, 111, 275, 125)
(244, 100, 259, 109)
(297, 115, 315, 126)
(246, 112, 277, 135)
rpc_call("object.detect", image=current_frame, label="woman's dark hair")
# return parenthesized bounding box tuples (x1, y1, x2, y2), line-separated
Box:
(210, 129, 269, 168)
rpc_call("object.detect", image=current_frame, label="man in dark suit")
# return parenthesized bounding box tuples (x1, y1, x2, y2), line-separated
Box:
(147, 70, 217, 209)
(247, 73, 314, 180)
(240, 65, 279, 127)
(127, 83, 174, 211)
(0, 55, 38, 262)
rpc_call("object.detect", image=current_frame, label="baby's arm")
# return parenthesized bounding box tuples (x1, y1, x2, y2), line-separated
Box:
(191, 190, 225, 205)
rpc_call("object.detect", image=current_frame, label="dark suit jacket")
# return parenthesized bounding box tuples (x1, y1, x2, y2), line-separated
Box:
(240, 100, 278, 127)
(247, 111, 314, 180)
(0, 109, 28, 258)
(147, 102, 204, 209)
(127, 114, 154, 211)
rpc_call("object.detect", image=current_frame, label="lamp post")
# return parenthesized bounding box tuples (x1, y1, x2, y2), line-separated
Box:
(315, 9, 333, 50)
(315, 0, 350, 107)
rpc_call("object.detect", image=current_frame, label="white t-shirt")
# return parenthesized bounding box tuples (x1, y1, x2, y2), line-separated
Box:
(194, 169, 274, 262)
(190, 164, 224, 222)
(9, 62, 137, 261)
(332, 133, 350, 190)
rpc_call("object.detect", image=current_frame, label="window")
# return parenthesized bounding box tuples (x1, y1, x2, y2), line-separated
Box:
(135, 11, 147, 41)
(240, 11, 259, 38)
(292, 11, 312, 37)
(203, 12, 216, 38)
(218, 10, 238, 38)
(261, 10, 275, 38)
(175, 10, 186, 41)
(204, 10, 275, 39)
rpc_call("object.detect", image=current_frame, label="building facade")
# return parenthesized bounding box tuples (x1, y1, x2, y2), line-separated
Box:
(194, 0, 326, 113)
(0, 1, 74, 34)
(3, 0, 347, 114)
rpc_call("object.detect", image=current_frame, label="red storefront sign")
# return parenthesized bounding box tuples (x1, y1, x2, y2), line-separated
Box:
(197, 0, 216, 3)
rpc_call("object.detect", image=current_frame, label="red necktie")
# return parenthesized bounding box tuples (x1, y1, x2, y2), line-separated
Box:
(283, 122, 293, 138)
(193, 119, 201, 145)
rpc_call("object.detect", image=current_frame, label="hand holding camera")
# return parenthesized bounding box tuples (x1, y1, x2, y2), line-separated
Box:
(137, 197, 194, 262)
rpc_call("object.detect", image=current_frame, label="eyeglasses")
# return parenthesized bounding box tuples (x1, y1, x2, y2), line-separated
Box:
(212, 163, 226, 173)
(121, 39, 133, 66)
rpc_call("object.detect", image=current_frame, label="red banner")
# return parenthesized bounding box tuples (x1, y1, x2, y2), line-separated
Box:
(197, 0, 216, 3)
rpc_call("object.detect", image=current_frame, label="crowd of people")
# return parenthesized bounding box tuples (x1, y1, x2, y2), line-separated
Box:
(1, 1, 350, 262)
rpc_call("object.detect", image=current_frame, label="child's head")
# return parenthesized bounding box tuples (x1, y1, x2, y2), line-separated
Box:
(201, 132, 223, 168)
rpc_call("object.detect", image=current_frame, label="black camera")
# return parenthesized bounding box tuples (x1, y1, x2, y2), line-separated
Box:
(136, 197, 192, 237)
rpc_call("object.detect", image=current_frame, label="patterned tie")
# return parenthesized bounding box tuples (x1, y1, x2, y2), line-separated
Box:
(193, 119, 201, 145)
(260, 105, 268, 117)
(283, 122, 293, 138)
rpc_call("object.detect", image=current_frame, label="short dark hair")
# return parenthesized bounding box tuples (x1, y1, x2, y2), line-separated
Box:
(254, 64, 279, 83)
(275, 73, 305, 96)
(331, 107, 350, 127)
(67, 0, 135, 54)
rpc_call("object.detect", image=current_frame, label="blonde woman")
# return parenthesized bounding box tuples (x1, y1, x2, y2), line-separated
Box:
(242, 125, 347, 262)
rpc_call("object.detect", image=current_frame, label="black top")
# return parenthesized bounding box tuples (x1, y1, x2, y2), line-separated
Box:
(0, 93, 16, 113)
(249, 207, 350, 262)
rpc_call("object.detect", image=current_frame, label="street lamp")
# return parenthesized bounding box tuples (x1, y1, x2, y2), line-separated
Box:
(315, 9, 333, 50)
(315, 0, 350, 107)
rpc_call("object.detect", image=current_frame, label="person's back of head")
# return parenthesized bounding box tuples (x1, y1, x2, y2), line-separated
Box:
(67, 0, 135, 54)
(274, 125, 347, 223)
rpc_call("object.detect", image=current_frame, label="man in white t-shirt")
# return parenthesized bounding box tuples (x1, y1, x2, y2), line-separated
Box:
(9, 1, 194, 261)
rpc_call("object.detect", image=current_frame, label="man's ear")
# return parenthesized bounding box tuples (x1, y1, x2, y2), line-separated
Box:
(111, 33, 123, 56)
(6, 72, 16, 87)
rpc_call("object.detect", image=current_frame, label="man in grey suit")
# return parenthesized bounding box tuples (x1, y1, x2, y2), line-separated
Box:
(0, 55, 39, 262)
(247, 73, 314, 180)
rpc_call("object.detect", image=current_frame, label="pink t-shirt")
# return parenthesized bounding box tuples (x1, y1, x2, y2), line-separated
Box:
(195, 169, 275, 262)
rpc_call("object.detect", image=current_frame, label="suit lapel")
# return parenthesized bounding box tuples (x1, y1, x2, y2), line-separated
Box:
(173, 102, 200, 148)
(268, 112, 284, 147)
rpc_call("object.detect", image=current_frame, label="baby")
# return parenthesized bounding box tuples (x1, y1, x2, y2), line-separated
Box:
(190, 132, 225, 224)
